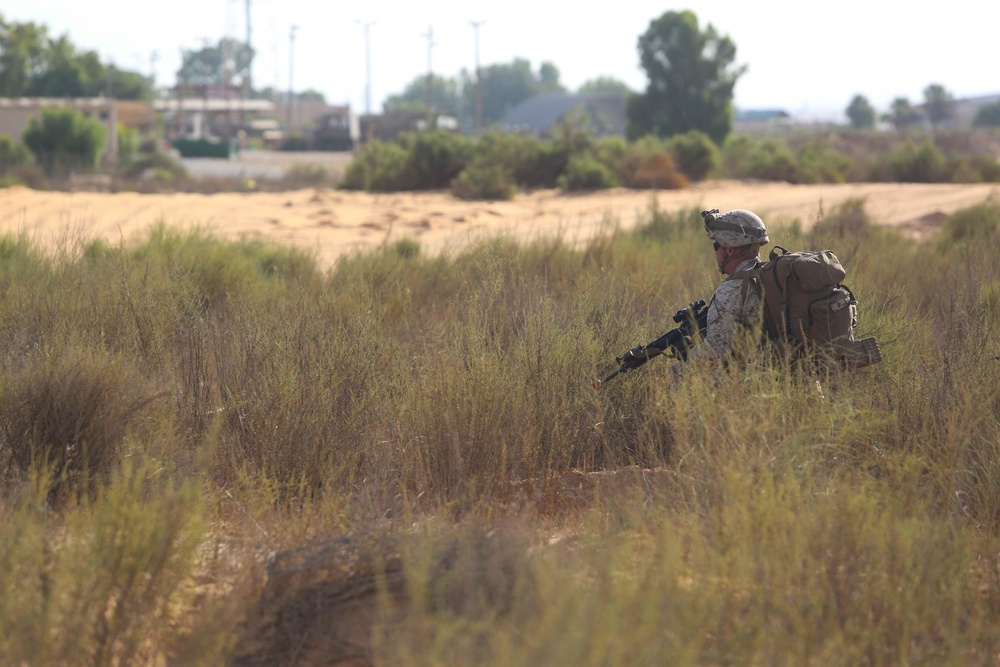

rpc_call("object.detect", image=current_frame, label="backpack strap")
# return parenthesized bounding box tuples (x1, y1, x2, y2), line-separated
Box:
(727, 260, 779, 342)
(729, 259, 781, 344)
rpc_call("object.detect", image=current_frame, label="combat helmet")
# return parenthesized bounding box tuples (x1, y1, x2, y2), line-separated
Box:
(701, 209, 769, 248)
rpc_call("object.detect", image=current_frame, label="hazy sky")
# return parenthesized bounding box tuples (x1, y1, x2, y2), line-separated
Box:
(4, 0, 998, 121)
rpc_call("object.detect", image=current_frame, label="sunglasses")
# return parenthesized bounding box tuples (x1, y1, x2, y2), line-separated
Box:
(713, 241, 721, 251)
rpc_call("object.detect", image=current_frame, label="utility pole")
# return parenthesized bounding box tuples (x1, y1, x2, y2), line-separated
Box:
(239, 0, 253, 133)
(356, 20, 374, 116)
(469, 20, 485, 134)
(288, 24, 298, 129)
(422, 25, 435, 128)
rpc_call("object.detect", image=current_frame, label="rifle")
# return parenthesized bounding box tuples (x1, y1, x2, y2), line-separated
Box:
(593, 299, 709, 389)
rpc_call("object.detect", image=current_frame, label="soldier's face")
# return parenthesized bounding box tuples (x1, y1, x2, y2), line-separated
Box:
(714, 244, 727, 272)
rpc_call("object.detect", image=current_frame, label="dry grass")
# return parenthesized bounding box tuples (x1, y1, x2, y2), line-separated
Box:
(1, 198, 999, 665)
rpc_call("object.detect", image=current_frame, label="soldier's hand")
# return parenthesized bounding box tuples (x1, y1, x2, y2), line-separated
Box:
(618, 346, 648, 365)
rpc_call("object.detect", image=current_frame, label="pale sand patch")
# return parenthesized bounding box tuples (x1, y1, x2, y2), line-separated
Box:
(0, 181, 997, 268)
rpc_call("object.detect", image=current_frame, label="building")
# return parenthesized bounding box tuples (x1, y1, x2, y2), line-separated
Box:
(500, 93, 628, 137)
(153, 97, 275, 142)
(935, 93, 1000, 130)
(733, 109, 793, 133)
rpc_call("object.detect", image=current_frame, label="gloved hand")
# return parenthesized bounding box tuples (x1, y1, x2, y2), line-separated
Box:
(617, 345, 650, 366)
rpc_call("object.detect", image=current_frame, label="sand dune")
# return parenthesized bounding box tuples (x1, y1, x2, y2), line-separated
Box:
(1, 180, 997, 268)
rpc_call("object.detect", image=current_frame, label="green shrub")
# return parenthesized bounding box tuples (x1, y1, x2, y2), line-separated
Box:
(742, 138, 799, 182)
(116, 123, 139, 165)
(889, 139, 945, 182)
(120, 150, 188, 181)
(973, 102, 1000, 128)
(558, 153, 618, 191)
(341, 140, 410, 192)
(939, 202, 1000, 245)
(283, 163, 331, 186)
(451, 163, 517, 200)
(667, 130, 719, 181)
(0, 135, 30, 174)
(22, 107, 106, 177)
(397, 130, 472, 190)
(794, 136, 852, 183)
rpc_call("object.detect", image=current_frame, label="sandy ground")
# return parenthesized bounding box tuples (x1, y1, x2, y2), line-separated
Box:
(1, 180, 998, 268)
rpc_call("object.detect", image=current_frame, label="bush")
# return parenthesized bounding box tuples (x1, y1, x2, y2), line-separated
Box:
(397, 130, 472, 190)
(341, 140, 410, 192)
(120, 150, 188, 181)
(939, 202, 1000, 245)
(889, 140, 945, 183)
(0, 350, 158, 500)
(451, 163, 517, 201)
(973, 102, 1000, 129)
(630, 151, 688, 189)
(742, 138, 799, 182)
(22, 107, 106, 177)
(0, 136, 30, 174)
(283, 163, 332, 187)
(667, 130, 719, 181)
(558, 154, 618, 191)
(794, 136, 852, 184)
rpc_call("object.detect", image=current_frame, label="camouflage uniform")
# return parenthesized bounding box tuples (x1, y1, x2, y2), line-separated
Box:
(670, 257, 761, 383)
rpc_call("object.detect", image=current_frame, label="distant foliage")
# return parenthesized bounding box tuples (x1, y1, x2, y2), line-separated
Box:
(923, 83, 954, 128)
(0, 15, 150, 99)
(889, 140, 946, 182)
(451, 163, 517, 201)
(717, 131, 999, 185)
(342, 126, 1000, 197)
(558, 154, 619, 191)
(973, 102, 1000, 128)
(22, 106, 105, 177)
(846, 94, 877, 129)
(666, 130, 720, 181)
(0, 135, 30, 173)
(627, 10, 744, 144)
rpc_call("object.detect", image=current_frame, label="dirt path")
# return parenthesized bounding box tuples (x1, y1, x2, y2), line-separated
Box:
(1, 181, 997, 268)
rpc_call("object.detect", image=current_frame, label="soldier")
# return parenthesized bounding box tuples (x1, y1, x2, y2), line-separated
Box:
(669, 209, 769, 383)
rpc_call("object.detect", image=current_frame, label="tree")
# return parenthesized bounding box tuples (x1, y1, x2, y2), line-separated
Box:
(845, 94, 876, 129)
(0, 15, 48, 96)
(458, 58, 563, 126)
(383, 73, 462, 118)
(177, 38, 253, 89)
(578, 76, 632, 95)
(627, 11, 745, 144)
(298, 88, 326, 103)
(973, 101, 1000, 129)
(537, 62, 564, 93)
(884, 97, 924, 131)
(923, 83, 953, 128)
(0, 14, 149, 100)
(22, 106, 105, 176)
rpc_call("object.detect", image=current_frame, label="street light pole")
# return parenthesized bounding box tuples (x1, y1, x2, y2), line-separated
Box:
(469, 20, 485, 134)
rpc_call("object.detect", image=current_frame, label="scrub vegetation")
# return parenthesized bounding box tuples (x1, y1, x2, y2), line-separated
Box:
(1, 199, 1000, 664)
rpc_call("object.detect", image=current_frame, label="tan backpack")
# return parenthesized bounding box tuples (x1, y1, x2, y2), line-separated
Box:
(731, 245, 882, 368)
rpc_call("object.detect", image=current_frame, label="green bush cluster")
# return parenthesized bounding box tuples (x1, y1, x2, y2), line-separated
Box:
(343, 129, 704, 198)
(721, 131, 1000, 184)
